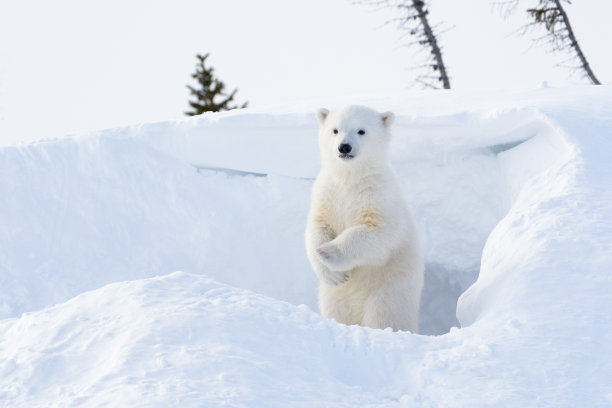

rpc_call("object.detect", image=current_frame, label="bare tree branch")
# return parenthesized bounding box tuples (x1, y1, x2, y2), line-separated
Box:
(550, 0, 600, 84)
(357, 0, 451, 89)
(499, 0, 601, 84)
(410, 0, 451, 89)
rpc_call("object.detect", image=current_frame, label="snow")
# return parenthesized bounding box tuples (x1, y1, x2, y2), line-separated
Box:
(1, 85, 612, 406)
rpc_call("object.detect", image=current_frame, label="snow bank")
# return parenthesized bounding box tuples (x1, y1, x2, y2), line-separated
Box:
(1, 86, 612, 406)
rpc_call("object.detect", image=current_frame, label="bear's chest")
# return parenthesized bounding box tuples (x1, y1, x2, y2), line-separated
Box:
(324, 183, 384, 234)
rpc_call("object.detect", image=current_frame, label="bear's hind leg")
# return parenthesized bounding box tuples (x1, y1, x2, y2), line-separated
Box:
(318, 286, 361, 326)
(361, 300, 397, 331)
(361, 291, 419, 332)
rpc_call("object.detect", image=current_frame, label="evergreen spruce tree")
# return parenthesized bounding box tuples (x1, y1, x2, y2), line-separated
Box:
(185, 53, 248, 116)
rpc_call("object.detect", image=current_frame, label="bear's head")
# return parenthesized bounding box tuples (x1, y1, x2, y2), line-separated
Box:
(316, 105, 394, 172)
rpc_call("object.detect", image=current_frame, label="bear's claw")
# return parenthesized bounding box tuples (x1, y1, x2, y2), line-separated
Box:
(317, 243, 352, 272)
(318, 267, 349, 286)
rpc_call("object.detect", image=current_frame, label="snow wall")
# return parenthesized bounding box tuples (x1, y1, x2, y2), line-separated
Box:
(0, 96, 529, 335)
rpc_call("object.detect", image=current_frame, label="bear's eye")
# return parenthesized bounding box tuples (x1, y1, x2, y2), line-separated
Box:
(357, 129, 366, 135)
(333, 129, 338, 134)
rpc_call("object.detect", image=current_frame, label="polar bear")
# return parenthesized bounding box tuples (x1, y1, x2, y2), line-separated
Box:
(305, 105, 424, 332)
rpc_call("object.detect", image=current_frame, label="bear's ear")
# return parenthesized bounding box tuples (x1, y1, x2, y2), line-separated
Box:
(316, 108, 329, 125)
(381, 111, 395, 127)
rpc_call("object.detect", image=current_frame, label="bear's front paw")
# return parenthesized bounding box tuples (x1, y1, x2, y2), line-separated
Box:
(317, 265, 349, 286)
(317, 242, 353, 272)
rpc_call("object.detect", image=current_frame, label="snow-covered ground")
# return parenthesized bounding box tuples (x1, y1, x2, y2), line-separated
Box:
(1, 86, 611, 406)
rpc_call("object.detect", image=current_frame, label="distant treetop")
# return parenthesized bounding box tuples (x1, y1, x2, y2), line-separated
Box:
(185, 53, 248, 116)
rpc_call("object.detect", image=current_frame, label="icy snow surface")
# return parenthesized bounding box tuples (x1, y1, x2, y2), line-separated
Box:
(1, 86, 612, 406)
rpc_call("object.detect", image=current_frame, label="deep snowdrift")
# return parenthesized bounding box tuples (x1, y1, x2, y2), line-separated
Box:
(1, 86, 611, 406)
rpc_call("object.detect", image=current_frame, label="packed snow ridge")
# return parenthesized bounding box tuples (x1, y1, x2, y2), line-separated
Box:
(1, 86, 611, 407)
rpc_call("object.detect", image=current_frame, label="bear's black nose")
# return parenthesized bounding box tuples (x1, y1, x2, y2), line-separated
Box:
(338, 144, 352, 154)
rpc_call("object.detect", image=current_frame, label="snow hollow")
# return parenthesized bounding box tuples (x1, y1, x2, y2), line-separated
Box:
(1, 86, 612, 407)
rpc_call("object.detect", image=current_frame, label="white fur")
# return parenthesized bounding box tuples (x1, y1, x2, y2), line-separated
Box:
(305, 105, 424, 332)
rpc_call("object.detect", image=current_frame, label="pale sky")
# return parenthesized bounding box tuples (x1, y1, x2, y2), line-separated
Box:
(0, 0, 610, 146)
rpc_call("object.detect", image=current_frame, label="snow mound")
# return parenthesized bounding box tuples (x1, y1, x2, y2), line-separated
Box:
(1, 86, 612, 406)
(0, 272, 425, 407)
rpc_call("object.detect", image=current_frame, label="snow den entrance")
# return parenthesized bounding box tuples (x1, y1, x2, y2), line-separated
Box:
(398, 114, 559, 335)
(394, 134, 512, 335)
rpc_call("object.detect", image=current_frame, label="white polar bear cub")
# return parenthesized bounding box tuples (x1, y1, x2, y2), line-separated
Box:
(305, 105, 424, 332)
